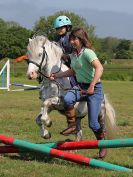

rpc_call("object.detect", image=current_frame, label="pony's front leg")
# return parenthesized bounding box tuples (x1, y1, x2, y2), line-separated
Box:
(35, 104, 52, 139)
(36, 110, 52, 139)
(36, 106, 52, 127)
(36, 97, 58, 139)
(40, 124, 51, 139)
(41, 97, 59, 126)
(36, 117, 51, 139)
(41, 107, 52, 127)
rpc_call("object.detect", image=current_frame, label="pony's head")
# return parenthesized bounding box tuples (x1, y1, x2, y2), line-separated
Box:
(27, 35, 63, 80)
(27, 35, 48, 80)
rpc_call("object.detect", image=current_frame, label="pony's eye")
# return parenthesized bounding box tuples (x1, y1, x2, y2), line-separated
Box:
(39, 53, 42, 57)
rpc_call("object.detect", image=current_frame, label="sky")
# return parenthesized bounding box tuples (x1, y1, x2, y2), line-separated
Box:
(0, 0, 133, 39)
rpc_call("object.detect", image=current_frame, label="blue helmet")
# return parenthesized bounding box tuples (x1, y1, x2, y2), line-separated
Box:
(54, 16, 72, 29)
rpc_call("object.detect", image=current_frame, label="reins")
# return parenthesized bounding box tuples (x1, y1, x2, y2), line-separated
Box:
(29, 46, 81, 92)
(28, 46, 48, 71)
(38, 69, 80, 91)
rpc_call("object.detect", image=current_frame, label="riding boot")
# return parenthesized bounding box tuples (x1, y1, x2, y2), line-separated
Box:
(60, 105, 76, 136)
(93, 130, 107, 159)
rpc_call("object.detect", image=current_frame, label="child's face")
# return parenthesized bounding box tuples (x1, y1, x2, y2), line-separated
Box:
(56, 26, 67, 36)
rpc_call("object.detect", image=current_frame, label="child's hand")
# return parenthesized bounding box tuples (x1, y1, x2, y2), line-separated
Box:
(80, 90, 87, 95)
(61, 54, 70, 61)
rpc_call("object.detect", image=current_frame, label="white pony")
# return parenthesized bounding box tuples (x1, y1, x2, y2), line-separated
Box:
(27, 35, 117, 140)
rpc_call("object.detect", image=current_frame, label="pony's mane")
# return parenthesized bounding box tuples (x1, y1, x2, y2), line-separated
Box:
(27, 35, 46, 55)
(50, 41, 63, 57)
(27, 35, 63, 58)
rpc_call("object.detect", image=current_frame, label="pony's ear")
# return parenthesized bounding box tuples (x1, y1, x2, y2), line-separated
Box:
(40, 37, 45, 41)
(29, 38, 32, 42)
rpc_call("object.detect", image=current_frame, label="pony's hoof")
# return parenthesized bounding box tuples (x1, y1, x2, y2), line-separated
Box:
(42, 132, 51, 139)
(36, 114, 42, 126)
(46, 120, 52, 127)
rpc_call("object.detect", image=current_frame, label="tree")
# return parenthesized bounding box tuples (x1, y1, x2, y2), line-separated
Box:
(33, 11, 96, 41)
(97, 52, 110, 64)
(116, 40, 131, 51)
(33, 11, 111, 63)
(115, 40, 133, 59)
(0, 21, 32, 59)
(100, 37, 120, 58)
(115, 49, 133, 59)
(0, 18, 8, 32)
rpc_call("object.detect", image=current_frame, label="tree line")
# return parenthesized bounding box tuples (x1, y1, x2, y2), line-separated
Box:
(0, 11, 133, 63)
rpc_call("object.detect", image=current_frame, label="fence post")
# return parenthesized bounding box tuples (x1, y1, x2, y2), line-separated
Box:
(0, 60, 10, 91)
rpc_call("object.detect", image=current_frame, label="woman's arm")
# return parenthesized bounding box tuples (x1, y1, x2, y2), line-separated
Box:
(91, 59, 103, 86)
(87, 59, 103, 94)
(49, 68, 75, 80)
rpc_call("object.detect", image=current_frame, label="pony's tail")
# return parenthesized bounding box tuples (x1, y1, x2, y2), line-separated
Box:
(104, 94, 118, 139)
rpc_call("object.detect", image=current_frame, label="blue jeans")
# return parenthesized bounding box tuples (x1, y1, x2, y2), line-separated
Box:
(64, 82, 104, 132)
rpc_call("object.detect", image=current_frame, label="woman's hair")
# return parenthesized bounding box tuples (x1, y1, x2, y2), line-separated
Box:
(69, 27, 94, 50)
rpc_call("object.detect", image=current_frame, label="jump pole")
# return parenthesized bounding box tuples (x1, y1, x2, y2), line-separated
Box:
(0, 138, 133, 153)
(10, 83, 40, 88)
(0, 134, 132, 172)
(10, 87, 40, 91)
(56, 138, 133, 150)
(0, 143, 55, 153)
(10, 83, 40, 91)
(0, 145, 21, 153)
(1, 138, 133, 153)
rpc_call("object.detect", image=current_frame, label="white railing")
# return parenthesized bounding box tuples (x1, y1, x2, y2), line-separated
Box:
(0, 60, 10, 91)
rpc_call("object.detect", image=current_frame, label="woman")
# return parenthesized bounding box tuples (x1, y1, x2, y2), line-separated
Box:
(50, 27, 107, 158)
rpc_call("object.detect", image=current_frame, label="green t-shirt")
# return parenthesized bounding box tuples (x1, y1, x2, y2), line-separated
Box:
(71, 48, 98, 83)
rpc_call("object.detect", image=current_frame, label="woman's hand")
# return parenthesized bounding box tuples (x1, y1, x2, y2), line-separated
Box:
(87, 84, 95, 95)
(49, 73, 56, 80)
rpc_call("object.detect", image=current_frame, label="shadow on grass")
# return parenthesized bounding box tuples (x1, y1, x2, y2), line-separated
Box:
(3, 152, 91, 170)
(2, 151, 133, 172)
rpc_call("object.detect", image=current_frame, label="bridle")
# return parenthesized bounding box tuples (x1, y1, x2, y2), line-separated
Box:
(28, 45, 80, 92)
(28, 46, 48, 77)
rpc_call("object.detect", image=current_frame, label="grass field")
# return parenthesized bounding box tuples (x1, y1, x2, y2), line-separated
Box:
(0, 78, 132, 177)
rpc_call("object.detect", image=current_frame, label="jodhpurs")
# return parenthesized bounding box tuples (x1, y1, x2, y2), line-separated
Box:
(64, 82, 104, 132)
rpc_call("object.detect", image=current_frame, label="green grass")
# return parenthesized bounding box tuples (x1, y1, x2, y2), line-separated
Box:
(102, 65, 133, 81)
(0, 79, 133, 177)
